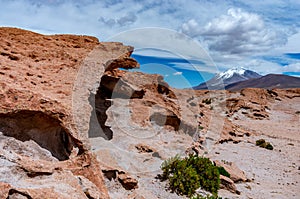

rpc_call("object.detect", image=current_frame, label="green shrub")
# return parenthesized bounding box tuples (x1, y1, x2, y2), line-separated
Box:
(256, 139, 266, 146)
(256, 139, 273, 150)
(161, 155, 220, 197)
(217, 166, 230, 178)
(191, 194, 223, 199)
(202, 98, 212, 105)
(198, 125, 204, 130)
(265, 143, 273, 150)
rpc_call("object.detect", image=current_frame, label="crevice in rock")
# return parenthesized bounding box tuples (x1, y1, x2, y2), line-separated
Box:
(157, 83, 176, 99)
(149, 111, 196, 136)
(90, 73, 145, 140)
(150, 112, 181, 131)
(102, 170, 118, 181)
(0, 110, 75, 161)
(7, 189, 33, 199)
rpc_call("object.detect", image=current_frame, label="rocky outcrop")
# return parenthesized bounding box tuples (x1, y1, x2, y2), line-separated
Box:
(226, 88, 276, 120)
(220, 175, 240, 194)
(1, 27, 298, 199)
(98, 70, 194, 134)
(0, 27, 139, 198)
(0, 131, 108, 198)
(214, 160, 248, 182)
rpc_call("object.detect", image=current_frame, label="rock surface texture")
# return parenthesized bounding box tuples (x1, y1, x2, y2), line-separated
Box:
(1, 28, 299, 199)
(0, 27, 137, 198)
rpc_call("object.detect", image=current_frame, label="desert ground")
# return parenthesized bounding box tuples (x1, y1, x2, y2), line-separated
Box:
(0, 28, 299, 198)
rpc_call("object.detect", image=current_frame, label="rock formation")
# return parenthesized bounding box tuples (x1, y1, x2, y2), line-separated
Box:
(0, 27, 138, 198)
(1, 27, 299, 199)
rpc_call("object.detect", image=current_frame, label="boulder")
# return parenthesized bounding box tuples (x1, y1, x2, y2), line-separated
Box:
(118, 171, 139, 190)
(215, 160, 248, 182)
(0, 27, 139, 199)
(220, 175, 240, 194)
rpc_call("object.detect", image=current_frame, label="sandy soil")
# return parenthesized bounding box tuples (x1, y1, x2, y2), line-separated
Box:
(211, 95, 300, 199)
(234, 97, 300, 141)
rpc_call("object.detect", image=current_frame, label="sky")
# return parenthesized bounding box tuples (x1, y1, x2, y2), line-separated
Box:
(1, 0, 299, 88)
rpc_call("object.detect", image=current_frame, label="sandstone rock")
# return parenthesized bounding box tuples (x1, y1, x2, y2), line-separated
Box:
(226, 88, 277, 120)
(77, 176, 105, 199)
(0, 27, 140, 199)
(135, 144, 155, 153)
(100, 71, 198, 135)
(215, 160, 248, 182)
(0, 133, 107, 199)
(2, 27, 297, 199)
(220, 175, 240, 194)
(118, 171, 139, 190)
(0, 182, 11, 198)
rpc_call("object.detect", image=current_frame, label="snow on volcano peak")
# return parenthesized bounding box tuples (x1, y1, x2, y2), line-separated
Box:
(217, 68, 247, 79)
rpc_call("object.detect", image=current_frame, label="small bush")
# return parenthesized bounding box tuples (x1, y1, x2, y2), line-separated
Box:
(256, 139, 273, 150)
(198, 125, 204, 130)
(217, 166, 230, 178)
(202, 98, 212, 105)
(265, 143, 273, 150)
(161, 155, 220, 197)
(191, 194, 223, 199)
(256, 139, 266, 146)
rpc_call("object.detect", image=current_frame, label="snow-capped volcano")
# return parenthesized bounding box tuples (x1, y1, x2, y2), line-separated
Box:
(194, 67, 261, 90)
(216, 68, 248, 79)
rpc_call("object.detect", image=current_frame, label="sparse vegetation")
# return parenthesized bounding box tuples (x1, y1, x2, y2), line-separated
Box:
(198, 125, 204, 130)
(160, 154, 220, 197)
(190, 194, 224, 199)
(217, 166, 230, 178)
(202, 98, 212, 105)
(256, 139, 273, 150)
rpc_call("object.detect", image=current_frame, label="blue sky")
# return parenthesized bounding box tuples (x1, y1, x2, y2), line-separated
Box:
(1, 0, 300, 87)
(131, 54, 214, 88)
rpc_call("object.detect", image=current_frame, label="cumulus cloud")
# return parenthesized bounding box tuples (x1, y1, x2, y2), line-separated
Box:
(0, 0, 299, 75)
(181, 19, 202, 37)
(99, 12, 137, 27)
(182, 8, 287, 55)
(282, 63, 300, 72)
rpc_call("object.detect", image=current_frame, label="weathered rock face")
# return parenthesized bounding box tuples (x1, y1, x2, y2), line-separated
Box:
(97, 70, 188, 133)
(219, 175, 240, 194)
(0, 27, 138, 198)
(214, 160, 248, 183)
(1, 27, 299, 199)
(226, 88, 277, 120)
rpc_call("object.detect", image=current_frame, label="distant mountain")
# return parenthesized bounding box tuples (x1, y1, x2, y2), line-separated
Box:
(225, 74, 300, 91)
(194, 68, 261, 90)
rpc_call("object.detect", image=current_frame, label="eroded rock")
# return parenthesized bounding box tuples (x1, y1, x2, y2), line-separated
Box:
(220, 175, 240, 194)
(118, 171, 139, 190)
(0, 27, 139, 199)
(215, 160, 248, 182)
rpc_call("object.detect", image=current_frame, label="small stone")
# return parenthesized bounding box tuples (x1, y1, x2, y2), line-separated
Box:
(118, 172, 138, 190)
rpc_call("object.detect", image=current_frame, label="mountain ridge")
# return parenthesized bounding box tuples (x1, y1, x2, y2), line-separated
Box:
(194, 68, 262, 90)
(225, 74, 300, 91)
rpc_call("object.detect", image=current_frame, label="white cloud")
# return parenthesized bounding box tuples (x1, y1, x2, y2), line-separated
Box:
(197, 8, 286, 55)
(173, 72, 183, 76)
(99, 12, 137, 27)
(0, 0, 299, 75)
(181, 19, 202, 37)
(282, 63, 300, 73)
(276, 31, 300, 53)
